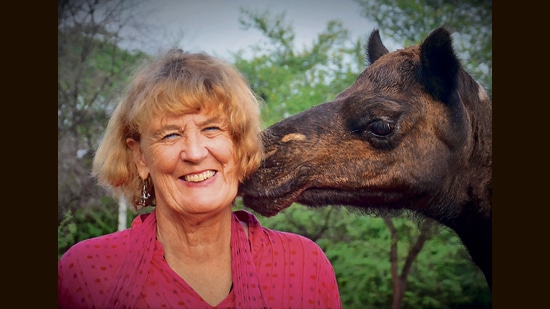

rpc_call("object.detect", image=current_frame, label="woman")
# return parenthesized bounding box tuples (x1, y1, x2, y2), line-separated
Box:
(58, 49, 342, 308)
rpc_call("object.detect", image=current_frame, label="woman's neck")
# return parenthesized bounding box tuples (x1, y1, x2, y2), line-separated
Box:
(154, 206, 234, 305)
(155, 206, 233, 260)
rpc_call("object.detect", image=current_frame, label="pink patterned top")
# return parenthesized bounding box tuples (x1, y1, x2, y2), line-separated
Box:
(58, 209, 342, 308)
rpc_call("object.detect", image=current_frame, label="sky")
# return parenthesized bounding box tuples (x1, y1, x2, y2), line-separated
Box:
(128, 0, 386, 61)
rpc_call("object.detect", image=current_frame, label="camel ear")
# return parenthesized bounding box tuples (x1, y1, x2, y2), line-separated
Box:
(365, 28, 389, 65)
(126, 138, 150, 179)
(418, 27, 461, 104)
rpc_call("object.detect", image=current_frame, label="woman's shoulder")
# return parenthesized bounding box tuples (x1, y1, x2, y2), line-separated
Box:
(59, 228, 132, 266)
(57, 229, 138, 308)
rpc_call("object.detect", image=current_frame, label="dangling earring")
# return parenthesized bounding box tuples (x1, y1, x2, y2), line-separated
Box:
(138, 178, 151, 207)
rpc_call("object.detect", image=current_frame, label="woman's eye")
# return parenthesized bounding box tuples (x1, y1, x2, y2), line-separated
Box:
(162, 132, 180, 140)
(204, 126, 220, 131)
(203, 126, 222, 135)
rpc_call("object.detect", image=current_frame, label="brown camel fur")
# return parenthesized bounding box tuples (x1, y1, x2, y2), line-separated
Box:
(239, 27, 492, 290)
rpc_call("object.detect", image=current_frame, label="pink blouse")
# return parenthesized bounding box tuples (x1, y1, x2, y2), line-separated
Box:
(58, 209, 341, 308)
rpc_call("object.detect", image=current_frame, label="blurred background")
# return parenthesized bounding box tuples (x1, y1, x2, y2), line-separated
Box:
(58, 0, 492, 308)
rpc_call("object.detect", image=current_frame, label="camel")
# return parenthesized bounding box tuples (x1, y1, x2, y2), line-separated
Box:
(239, 27, 492, 289)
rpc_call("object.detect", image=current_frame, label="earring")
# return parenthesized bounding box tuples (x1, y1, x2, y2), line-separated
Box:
(138, 178, 151, 207)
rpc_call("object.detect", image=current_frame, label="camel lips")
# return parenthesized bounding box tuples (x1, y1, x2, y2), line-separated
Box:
(184, 170, 215, 182)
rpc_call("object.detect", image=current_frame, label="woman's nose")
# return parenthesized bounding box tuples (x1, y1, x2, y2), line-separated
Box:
(181, 134, 208, 162)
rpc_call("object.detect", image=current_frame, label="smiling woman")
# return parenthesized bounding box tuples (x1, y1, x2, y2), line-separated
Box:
(57, 49, 342, 309)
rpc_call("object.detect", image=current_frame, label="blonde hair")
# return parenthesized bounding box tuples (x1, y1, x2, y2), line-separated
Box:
(92, 50, 264, 210)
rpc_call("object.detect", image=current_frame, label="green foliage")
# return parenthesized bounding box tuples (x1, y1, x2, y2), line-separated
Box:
(58, 198, 117, 260)
(58, 23, 148, 148)
(57, 210, 78, 258)
(233, 8, 363, 127)
(399, 226, 491, 308)
(58, 1, 150, 224)
(57, 197, 151, 260)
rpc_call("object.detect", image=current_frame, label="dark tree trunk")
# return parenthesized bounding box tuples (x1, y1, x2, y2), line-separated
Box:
(383, 216, 433, 309)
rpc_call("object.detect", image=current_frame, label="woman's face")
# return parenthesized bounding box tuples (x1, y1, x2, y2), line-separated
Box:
(128, 109, 239, 215)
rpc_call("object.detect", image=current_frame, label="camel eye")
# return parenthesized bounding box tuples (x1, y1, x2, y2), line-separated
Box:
(370, 120, 395, 137)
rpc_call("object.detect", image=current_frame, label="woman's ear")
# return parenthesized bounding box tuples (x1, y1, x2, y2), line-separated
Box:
(126, 138, 150, 179)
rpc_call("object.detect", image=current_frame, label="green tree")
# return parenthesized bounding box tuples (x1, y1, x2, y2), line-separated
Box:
(233, 8, 364, 127)
(58, 0, 150, 217)
(58, 0, 149, 248)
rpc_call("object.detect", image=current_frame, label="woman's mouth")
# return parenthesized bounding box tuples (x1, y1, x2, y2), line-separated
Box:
(183, 170, 216, 183)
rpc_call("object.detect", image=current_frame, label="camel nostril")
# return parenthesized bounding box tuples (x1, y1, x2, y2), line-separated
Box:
(264, 147, 277, 158)
(259, 146, 278, 167)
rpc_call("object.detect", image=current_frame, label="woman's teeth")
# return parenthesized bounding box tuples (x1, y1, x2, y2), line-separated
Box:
(184, 170, 215, 182)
